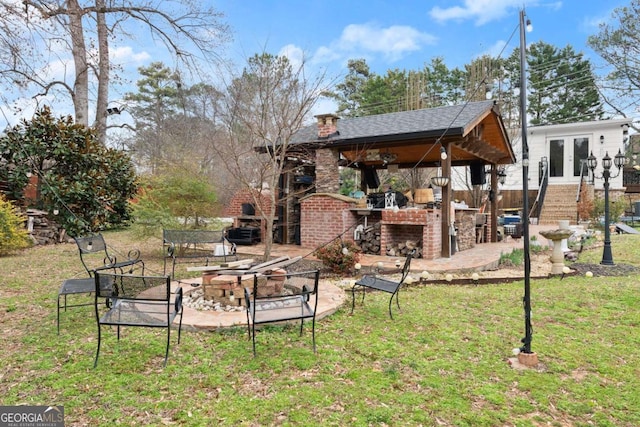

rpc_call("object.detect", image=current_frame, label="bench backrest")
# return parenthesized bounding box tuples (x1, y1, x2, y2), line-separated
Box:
(163, 229, 225, 245)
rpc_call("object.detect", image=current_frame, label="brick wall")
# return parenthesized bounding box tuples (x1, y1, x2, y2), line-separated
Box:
(223, 188, 275, 240)
(422, 210, 442, 259)
(379, 208, 441, 259)
(300, 193, 359, 249)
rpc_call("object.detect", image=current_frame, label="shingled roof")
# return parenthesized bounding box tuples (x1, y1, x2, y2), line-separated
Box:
(290, 100, 515, 167)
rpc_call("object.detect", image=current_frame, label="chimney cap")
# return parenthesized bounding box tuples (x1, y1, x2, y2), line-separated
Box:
(314, 113, 340, 122)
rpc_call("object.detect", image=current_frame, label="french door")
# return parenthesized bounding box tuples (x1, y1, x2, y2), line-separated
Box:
(548, 136, 590, 183)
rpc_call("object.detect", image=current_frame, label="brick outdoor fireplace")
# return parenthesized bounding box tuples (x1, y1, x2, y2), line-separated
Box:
(299, 193, 444, 260)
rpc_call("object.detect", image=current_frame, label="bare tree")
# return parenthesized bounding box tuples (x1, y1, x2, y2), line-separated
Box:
(0, 0, 229, 143)
(588, 0, 640, 130)
(217, 53, 327, 260)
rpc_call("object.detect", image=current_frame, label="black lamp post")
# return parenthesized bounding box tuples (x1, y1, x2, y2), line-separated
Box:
(518, 9, 534, 358)
(587, 148, 626, 265)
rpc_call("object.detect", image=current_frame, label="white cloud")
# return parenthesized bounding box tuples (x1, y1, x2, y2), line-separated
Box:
(278, 44, 305, 69)
(110, 46, 151, 64)
(313, 23, 437, 64)
(429, 0, 543, 26)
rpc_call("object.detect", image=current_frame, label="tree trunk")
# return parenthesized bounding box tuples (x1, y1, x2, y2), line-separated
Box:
(95, 0, 109, 144)
(67, 0, 89, 127)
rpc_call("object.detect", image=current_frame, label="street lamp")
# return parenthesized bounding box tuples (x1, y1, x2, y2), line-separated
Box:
(587, 148, 625, 265)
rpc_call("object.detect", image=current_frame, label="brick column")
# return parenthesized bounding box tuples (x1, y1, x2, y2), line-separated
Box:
(315, 148, 340, 193)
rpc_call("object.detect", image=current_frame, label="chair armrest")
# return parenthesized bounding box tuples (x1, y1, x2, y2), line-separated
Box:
(244, 287, 251, 308)
(127, 249, 141, 262)
(174, 287, 183, 313)
(166, 242, 176, 257)
(302, 285, 311, 302)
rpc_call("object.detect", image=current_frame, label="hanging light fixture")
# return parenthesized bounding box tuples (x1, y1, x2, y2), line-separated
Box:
(430, 175, 449, 187)
(379, 152, 397, 166)
(498, 168, 507, 185)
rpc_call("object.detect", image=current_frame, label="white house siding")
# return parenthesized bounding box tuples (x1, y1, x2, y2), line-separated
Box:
(508, 119, 632, 192)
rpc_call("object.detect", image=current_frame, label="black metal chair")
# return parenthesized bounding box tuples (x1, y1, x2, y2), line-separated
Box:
(75, 233, 144, 276)
(93, 269, 183, 368)
(351, 251, 414, 319)
(57, 234, 144, 333)
(244, 270, 320, 356)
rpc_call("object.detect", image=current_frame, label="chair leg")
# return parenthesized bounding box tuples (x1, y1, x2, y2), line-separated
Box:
(57, 295, 62, 335)
(351, 285, 364, 314)
(94, 325, 102, 368)
(299, 318, 304, 336)
(388, 291, 400, 320)
(163, 327, 171, 368)
(177, 312, 183, 345)
(251, 322, 257, 356)
(350, 286, 357, 314)
(311, 317, 316, 353)
(246, 311, 252, 340)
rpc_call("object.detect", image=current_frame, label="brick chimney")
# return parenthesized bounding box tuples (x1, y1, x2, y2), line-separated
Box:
(315, 113, 340, 138)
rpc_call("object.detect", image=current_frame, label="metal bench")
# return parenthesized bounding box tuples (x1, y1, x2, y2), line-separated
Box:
(350, 251, 414, 319)
(93, 269, 183, 368)
(163, 229, 237, 278)
(244, 270, 320, 356)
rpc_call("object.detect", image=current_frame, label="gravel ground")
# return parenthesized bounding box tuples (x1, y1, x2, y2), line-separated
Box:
(566, 262, 640, 276)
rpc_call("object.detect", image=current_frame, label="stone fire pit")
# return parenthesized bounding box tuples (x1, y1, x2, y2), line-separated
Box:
(200, 268, 286, 308)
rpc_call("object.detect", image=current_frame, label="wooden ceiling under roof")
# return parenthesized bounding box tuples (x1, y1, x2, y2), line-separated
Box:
(337, 106, 514, 169)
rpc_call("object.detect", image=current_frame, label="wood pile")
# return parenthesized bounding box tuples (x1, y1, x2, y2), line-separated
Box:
(385, 240, 422, 258)
(356, 223, 381, 255)
(25, 209, 64, 245)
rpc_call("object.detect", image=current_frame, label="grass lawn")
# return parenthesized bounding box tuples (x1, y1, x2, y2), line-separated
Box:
(1, 229, 639, 426)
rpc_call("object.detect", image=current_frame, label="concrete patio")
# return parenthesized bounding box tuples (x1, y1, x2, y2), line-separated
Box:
(173, 224, 558, 330)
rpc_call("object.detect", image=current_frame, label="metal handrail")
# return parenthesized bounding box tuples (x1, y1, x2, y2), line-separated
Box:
(529, 158, 548, 220)
(576, 159, 589, 202)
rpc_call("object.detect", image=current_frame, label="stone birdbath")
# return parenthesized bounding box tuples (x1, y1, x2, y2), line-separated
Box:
(539, 229, 575, 275)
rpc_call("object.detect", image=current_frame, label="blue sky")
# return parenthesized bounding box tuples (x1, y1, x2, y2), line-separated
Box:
(210, 0, 631, 117)
(214, 0, 625, 77)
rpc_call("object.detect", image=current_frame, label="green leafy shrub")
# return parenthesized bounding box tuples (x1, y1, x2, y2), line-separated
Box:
(132, 170, 222, 237)
(315, 240, 361, 275)
(590, 195, 625, 227)
(0, 107, 138, 236)
(0, 196, 32, 255)
(499, 248, 523, 267)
